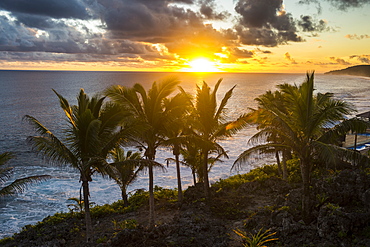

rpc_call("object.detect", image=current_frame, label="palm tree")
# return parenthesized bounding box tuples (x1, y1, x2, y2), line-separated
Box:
(188, 79, 247, 200)
(109, 147, 142, 206)
(237, 90, 292, 180)
(24, 89, 128, 242)
(0, 152, 51, 196)
(162, 92, 191, 203)
(105, 77, 186, 227)
(108, 147, 165, 207)
(233, 72, 369, 222)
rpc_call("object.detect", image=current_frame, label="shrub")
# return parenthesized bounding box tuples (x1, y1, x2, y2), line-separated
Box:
(214, 164, 280, 190)
(91, 204, 116, 217)
(154, 185, 177, 201)
(112, 219, 138, 231)
(233, 228, 278, 247)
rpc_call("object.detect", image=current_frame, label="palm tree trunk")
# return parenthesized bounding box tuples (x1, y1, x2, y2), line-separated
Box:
(148, 163, 155, 228)
(300, 160, 312, 224)
(122, 187, 129, 207)
(192, 169, 197, 186)
(275, 150, 283, 177)
(82, 179, 93, 242)
(202, 149, 210, 200)
(175, 153, 183, 203)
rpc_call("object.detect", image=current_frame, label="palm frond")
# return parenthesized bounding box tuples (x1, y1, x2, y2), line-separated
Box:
(0, 167, 13, 184)
(0, 152, 15, 165)
(0, 175, 51, 196)
(232, 143, 287, 171)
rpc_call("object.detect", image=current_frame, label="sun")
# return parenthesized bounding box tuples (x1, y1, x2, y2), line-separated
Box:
(184, 58, 220, 72)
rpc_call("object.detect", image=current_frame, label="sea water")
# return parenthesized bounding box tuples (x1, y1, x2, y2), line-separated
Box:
(0, 70, 369, 237)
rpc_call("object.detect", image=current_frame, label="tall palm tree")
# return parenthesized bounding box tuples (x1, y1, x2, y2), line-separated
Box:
(188, 79, 247, 200)
(0, 152, 51, 196)
(162, 92, 190, 203)
(233, 72, 369, 222)
(24, 89, 129, 242)
(105, 77, 185, 227)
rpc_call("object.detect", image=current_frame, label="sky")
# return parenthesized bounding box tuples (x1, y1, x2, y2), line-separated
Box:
(0, 0, 369, 73)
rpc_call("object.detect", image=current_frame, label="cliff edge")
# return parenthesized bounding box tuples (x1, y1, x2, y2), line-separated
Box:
(325, 65, 370, 77)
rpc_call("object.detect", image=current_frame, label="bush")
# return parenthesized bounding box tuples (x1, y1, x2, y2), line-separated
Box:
(214, 164, 280, 190)
(154, 186, 177, 201)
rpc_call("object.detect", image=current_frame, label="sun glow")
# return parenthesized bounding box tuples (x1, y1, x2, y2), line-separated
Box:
(184, 58, 220, 72)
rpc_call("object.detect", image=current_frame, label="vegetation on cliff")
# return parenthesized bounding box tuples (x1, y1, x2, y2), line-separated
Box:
(2, 72, 370, 246)
(324, 65, 370, 77)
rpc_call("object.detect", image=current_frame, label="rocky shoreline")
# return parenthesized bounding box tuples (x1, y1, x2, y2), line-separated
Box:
(1, 167, 370, 246)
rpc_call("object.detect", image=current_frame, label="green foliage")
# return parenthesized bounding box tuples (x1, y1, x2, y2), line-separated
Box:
(316, 193, 328, 205)
(112, 219, 137, 231)
(127, 189, 149, 208)
(69, 225, 81, 233)
(41, 212, 75, 226)
(325, 203, 341, 216)
(91, 204, 117, 217)
(125, 186, 178, 209)
(0, 236, 14, 244)
(154, 185, 177, 201)
(277, 206, 289, 212)
(214, 164, 280, 190)
(286, 158, 301, 183)
(233, 228, 278, 247)
(67, 197, 95, 213)
(96, 236, 108, 243)
(338, 230, 347, 238)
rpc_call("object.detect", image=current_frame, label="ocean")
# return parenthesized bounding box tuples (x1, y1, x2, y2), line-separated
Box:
(0, 70, 369, 237)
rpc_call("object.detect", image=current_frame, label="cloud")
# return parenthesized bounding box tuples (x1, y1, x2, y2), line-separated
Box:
(284, 52, 297, 64)
(297, 16, 328, 32)
(327, 0, 370, 10)
(329, 57, 351, 65)
(199, 0, 230, 20)
(234, 0, 303, 46)
(350, 55, 370, 63)
(0, 0, 90, 20)
(98, 0, 213, 42)
(0, 0, 364, 68)
(299, 0, 370, 11)
(345, 34, 370, 40)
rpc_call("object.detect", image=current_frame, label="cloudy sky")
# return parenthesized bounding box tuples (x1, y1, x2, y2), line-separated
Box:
(0, 0, 369, 72)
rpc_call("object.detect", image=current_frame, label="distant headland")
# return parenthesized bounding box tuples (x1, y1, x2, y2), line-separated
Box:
(324, 65, 370, 77)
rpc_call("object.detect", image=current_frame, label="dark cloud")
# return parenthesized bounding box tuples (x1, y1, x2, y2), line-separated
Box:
(0, 0, 364, 67)
(298, 15, 328, 32)
(234, 0, 303, 46)
(329, 57, 351, 65)
(327, 0, 370, 10)
(13, 13, 56, 29)
(199, 0, 230, 20)
(0, 0, 90, 19)
(0, 14, 167, 59)
(98, 0, 223, 43)
(235, 0, 283, 28)
(255, 48, 272, 54)
(350, 55, 370, 63)
(299, 0, 370, 11)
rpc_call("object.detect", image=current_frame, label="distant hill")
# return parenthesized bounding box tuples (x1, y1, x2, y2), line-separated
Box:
(324, 65, 370, 77)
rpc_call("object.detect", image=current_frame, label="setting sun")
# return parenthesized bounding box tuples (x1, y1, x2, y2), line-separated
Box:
(184, 58, 221, 72)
